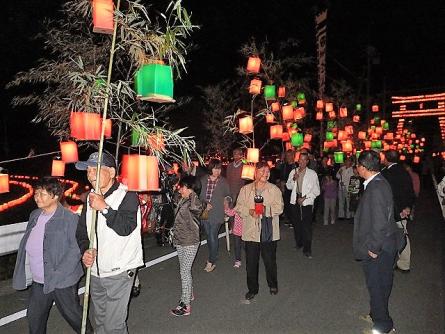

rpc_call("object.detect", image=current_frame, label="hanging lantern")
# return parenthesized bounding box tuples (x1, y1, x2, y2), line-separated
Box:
(345, 125, 354, 135)
(342, 141, 353, 152)
(325, 102, 334, 112)
(282, 132, 290, 142)
(297, 92, 306, 104)
(70, 112, 101, 140)
(241, 164, 255, 180)
(103, 119, 112, 138)
(247, 148, 260, 163)
(364, 141, 371, 149)
(278, 86, 286, 98)
(316, 100, 324, 109)
(239, 116, 254, 134)
(334, 152, 344, 164)
(371, 140, 382, 149)
(413, 156, 420, 163)
(249, 79, 262, 95)
(291, 133, 304, 147)
(0, 174, 9, 194)
(358, 131, 367, 140)
(353, 115, 360, 122)
(316, 111, 323, 121)
(122, 155, 160, 191)
(339, 107, 348, 118)
(337, 130, 347, 141)
(51, 160, 65, 177)
(375, 127, 383, 135)
(271, 102, 280, 112)
(400, 155, 406, 161)
(270, 125, 283, 139)
(60, 141, 78, 163)
(294, 107, 305, 120)
(265, 113, 275, 123)
(326, 131, 334, 141)
(135, 63, 175, 103)
(264, 85, 276, 100)
(304, 134, 312, 143)
(356, 104, 362, 111)
(92, 0, 114, 35)
(282, 105, 294, 121)
(328, 111, 336, 119)
(371, 133, 379, 140)
(372, 104, 379, 112)
(246, 57, 261, 74)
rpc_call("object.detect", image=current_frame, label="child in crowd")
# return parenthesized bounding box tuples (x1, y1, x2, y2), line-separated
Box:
(322, 174, 337, 225)
(224, 196, 243, 268)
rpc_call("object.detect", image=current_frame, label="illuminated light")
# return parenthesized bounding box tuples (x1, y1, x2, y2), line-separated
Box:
(316, 111, 323, 121)
(372, 105, 379, 112)
(364, 141, 371, 149)
(399, 155, 406, 161)
(291, 133, 304, 147)
(304, 134, 312, 142)
(384, 133, 394, 140)
(392, 111, 445, 118)
(60, 141, 79, 163)
(285, 142, 293, 151)
(399, 105, 407, 111)
(375, 127, 383, 135)
(271, 102, 280, 112)
(278, 86, 286, 98)
(51, 160, 65, 177)
(148, 134, 165, 151)
(282, 132, 290, 142)
(316, 100, 324, 109)
(282, 105, 294, 121)
(328, 111, 336, 119)
(293, 107, 305, 120)
(241, 164, 256, 180)
(342, 141, 353, 152)
(326, 131, 334, 141)
(334, 152, 344, 164)
(264, 85, 276, 100)
(270, 125, 283, 140)
(325, 102, 334, 112)
(266, 113, 275, 123)
(339, 107, 348, 118)
(358, 131, 367, 140)
(356, 104, 362, 111)
(246, 57, 261, 74)
(122, 155, 160, 191)
(135, 63, 175, 103)
(93, 0, 114, 35)
(104, 119, 112, 138)
(239, 116, 254, 134)
(353, 115, 360, 122)
(247, 148, 260, 163)
(249, 79, 262, 95)
(338, 130, 347, 141)
(371, 140, 382, 149)
(70, 112, 101, 140)
(0, 174, 9, 193)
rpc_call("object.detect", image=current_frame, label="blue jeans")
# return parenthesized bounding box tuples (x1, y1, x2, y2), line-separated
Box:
(201, 220, 222, 264)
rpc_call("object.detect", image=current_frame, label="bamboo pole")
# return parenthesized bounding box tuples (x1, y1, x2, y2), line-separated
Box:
(81, 0, 121, 332)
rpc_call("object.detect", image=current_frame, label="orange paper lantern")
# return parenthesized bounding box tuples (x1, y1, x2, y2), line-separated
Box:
(325, 102, 334, 112)
(247, 148, 260, 163)
(239, 116, 254, 134)
(282, 105, 294, 121)
(294, 107, 305, 120)
(338, 130, 347, 141)
(282, 132, 290, 142)
(364, 141, 371, 149)
(353, 115, 360, 122)
(413, 156, 420, 163)
(345, 125, 354, 135)
(372, 104, 379, 112)
(399, 155, 406, 161)
(246, 57, 261, 74)
(241, 164, 255, 180)
(60, 141, 79, 163)
(70, 112, 101, 140)
(249, 79, 262, 95)
(316, 111, 323, 121)
(342, 141, 353, 152)
(270, 125, 283, 140)
(103, 119, 112, 138)
(278, 86, 286, 98)
(316, 100, 324, 109)
(271, 102, 280, 112)
(93, 0, 114, 34)
(0, 174, 9, 193)
(51, 160, 65, 177)
(265, 113, 275, 123)
(123, 155, 160, 191)
(339, 107, 348, 118)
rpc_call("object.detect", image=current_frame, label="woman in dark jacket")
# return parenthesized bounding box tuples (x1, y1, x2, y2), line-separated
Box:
(199, 159, 230, 272)
(170, 176, 205, 317)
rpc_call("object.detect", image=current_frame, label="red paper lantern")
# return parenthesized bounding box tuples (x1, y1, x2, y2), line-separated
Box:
(375, 127, 383, 135)
(345, 125, 354, 135)
(325, 102, 334, 112)
(249, 79, 262, 95)
(285, 142, 293, 151)
(93, 0, 114, 35)
(364, 141, 371, 149)
(282, 132, 290, 142)
(271, 102, 280, 112)
(122, 155, 159, 191)
(399, 155, 406, 161)
(51, 160, 65, 177)
(60, 141, 79, 163)
(294, 107, 305, 120)
(103, 119, 112, 138)
(282, 105, 294, 121)
(372, 104, 379, 112)
(339, 107, 348, 118)
(0, 174, 9, 193)
(270, 125, 283, 139)
(316, 100, 324, 109)
(304, 134, 312, 142)
(241, 164, 255, 180)
(316, 111, 323, 121)
(70, 112, 101, 140)
(246, 57, 261, 74)
(342, 141, 353, 152)
(247, 148, 260, 163)
(337, 130, 347, 141)
(265, 113, 275, 123)
(353, 115, 360, 122)
(278, 86, 286, 98)
(239, 116, 254, 134)
(413, 156, 420, 163)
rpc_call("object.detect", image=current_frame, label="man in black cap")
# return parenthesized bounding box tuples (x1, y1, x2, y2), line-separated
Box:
(75, 151, 143, 334)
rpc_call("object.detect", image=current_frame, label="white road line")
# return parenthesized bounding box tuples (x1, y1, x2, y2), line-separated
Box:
(0, 232, 228, 327)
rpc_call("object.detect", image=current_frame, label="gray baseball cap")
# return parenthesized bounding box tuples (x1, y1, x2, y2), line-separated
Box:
(75, 152, 116, 170)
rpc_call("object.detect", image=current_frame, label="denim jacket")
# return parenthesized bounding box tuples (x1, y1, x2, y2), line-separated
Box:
(13, 204, 84, 294)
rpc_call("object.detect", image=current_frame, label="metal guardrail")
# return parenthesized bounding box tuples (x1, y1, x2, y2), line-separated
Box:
(0, 222, 27, 256)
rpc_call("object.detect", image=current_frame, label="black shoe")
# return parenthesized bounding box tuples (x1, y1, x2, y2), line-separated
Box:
(245, 292, 256, 300)
(131, 284, 141, 297)
(395, 267, 410, 274)
(269, 287, 278, 295)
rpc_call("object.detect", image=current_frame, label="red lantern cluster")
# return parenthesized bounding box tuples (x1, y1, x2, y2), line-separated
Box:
(121, 155, 160, 191)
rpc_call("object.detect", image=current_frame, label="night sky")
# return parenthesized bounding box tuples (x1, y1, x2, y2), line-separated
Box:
(1, 0, 445, 159)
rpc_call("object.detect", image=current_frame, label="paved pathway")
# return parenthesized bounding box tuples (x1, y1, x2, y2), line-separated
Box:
(0, 179, 444, 333)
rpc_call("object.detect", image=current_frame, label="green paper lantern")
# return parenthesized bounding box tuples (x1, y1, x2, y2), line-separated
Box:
(291, 133, 304, 147)
(297, 92, 306, 103)
(326, 131, 334, 141)
(371, 140, 382, 149)
(356, 103, 362, 111)
(135, 64, 175, 103)
(131, 129, 141, 146)
(327, 121, 336, 130)
(334, 151, 344, 164)
(264, 85, 276, 100)
(383, 122, 389, 130)
(291, 100, 298, 107)
(355, 150, 362, 160)
(373, 116, 380, 123)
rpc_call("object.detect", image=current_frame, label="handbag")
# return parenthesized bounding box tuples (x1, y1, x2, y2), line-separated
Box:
(200, 209, 209, 221)
(260, 206, 273, 243)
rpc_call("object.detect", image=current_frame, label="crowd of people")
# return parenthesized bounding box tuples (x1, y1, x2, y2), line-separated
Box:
(11, 146, 422, 334)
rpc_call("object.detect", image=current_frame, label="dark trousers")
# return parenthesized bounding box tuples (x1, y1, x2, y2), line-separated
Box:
(362, 249, 397, 333)
(245, 241, 277, 294)
(291, 204, 313, 253)
(27, 282, 92, 334)
(233, 235, 243, 261)
(282, 190, 293, 223)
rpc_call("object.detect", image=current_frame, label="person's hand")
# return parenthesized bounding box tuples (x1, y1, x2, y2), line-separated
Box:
(368, 250, 378, 258)
(206, 203, 213, 211)
(88, 192, 107, 211)
(297, 196, 306, 205)
(400, 207, 411, 219)
(249, 209, 259, 218)
(82, 249, 97, 267)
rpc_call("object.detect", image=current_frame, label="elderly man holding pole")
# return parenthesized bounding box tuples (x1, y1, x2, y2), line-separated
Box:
(76, 152, 143, 334)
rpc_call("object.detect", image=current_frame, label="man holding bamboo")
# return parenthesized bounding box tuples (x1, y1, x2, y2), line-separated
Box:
(76, 152, 143, 334)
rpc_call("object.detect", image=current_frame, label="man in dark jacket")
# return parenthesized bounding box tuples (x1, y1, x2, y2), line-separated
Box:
(381, 150, 415, 272)
(353, 150, 399, 334)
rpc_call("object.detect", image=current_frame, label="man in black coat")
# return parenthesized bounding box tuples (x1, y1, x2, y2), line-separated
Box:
(353, 150, 399, 334)
(381, 150, 415, 272)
